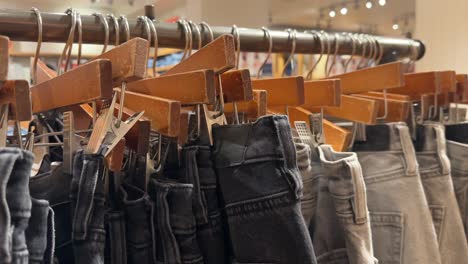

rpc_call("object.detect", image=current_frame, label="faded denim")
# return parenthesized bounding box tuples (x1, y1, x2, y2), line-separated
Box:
(26, 198, 55, 264)
(149, 178, 204, 264)
(353, 123, 442, 264)
(212, 115, 317, 264)
(297, 142, 375, 264)
(0, 148, 33, 264)
(415, 122, 468, 262)
(70, 151, 106, 264)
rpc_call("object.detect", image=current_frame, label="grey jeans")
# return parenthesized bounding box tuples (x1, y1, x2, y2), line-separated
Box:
(0, 148, 34, 264)
(415, 123, 468, 262)
(353, 123, 442, 264)
(296, 143, 375, 264)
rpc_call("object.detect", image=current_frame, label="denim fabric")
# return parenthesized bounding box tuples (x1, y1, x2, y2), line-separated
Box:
(29, 164, 74, 263)
(0, 148, 33, 264)
(415, 123, 468, 262)
(295, 143, 314, 224)
(105, 210, 127, 264)
(353, 123, 442, 264)
(212, 115, 317, 264)
(149, 178, 204, 264)
(26, 198, 55, 264)
(70, 150, 106, 264)
(119, 182, 156, 264)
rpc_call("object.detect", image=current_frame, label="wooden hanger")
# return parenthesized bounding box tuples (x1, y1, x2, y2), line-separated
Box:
(352, 93, 410, 122)
(456, 74, 468, 103)
(224, 89, 267, 122)
(220, 69, 253, 103)
(389, 71, 441, 100)
(302, 79, 341, 107)
(0, 36, 9, 81)
(0, 80, 32, 121)
(252, 76, 305, 107)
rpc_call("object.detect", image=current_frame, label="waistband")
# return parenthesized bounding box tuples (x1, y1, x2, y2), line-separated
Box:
(446, 122, 468, 143)
(413, 122, 446, 152)
(319, 145, 359, 176)
(212, 115, 296, 169)
(447, 140, 468, 173)
(352, 122, 410, 152)
(295, 143, 313, 181)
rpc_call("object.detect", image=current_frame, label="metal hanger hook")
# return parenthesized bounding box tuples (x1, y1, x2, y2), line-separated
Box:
(281, 28, 297, 77)
(344, 33, 356, 73)
(321, 31, 332, 77)
(257, 27, 272, 79)
(93, 13, 109, 54)
(200, 21, 214, 44)
(327, 33, 341, 77)
(357, 34, 368, 69)
(188, 21, 202, 50)
(76, 11, 82, 66)
(118, 15, 130, 42)
(57, 8, 76, 75)
(178, 19, 191, 60)
(305, 30, 324, 80)
(231, 25, 241, 69)
(31, 7, 42, 85)
(146, 16, 158, 77)
(108, 14, 120, 46)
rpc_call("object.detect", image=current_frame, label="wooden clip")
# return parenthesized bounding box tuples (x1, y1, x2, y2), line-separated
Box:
(178, 110, 190, 146)
(31, 59, 113, 113)
(224, 89, 267, 122)
(118, 90, 181, 137)
(114, 104, 151, 155)
(252, 76, 305, 106)
(220, 69, 253, 103)
(127, 70, 216, 105)
(328, 62, 405, 94)
(0, 80, 32, 121)
(389, 72, 441, 101)
(106, 138, 126, 172)
(0, 36, 8, 81)
(302, 79, 341, 107)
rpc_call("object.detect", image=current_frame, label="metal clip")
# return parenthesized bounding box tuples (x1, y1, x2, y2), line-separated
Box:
(309, 112, 325, 146)
(0, 104, 8, 147)
(62, 111, 75, 174)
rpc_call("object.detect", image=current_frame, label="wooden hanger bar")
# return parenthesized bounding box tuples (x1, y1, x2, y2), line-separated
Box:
(456, 74, 468, 103)
(252, 76, 305, 106)
(118, 90, 181, 137)
(89, 37, 149, 85)
(220, 69, 253, 102)
(163, 35, 235, 75)
(0, 80, 31, 121)
(224, 89, 267, 120)
(178, 110, 190, 146)
(31, 59, 113, 113)
(327, 62, 405, 94)
(353, 94, 410, 122)
(439, 71, 457, 93)
(361, 91, 411, 101)
(127, 70, 216, 105)
(302, 79, 341, 107)
(0, 36, 8, 81)
(389, 72, 441, 101)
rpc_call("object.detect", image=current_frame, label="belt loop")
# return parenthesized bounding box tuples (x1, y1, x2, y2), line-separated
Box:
(397, 124, 418, 175)
(43, 207, 55, 264)
(434, 125, 451, 175)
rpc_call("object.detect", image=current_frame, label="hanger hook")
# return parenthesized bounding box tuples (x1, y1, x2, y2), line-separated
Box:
(369, 35, 378, 66)
(93, 13, 109, 54)
(188, 21, 202, 50)
(138, 16, 151, 76)
(200, 21, 214, 44)
(365, 35, 375, 67)
(344, 33, 357, 73)
(146, 17, 158, 77)
(327, 33, 341, 77)
(357, 34, 368, 69)
(76, 11, 82, 66)
(178, 19, 192, 60)
(282, 29, 297, 77)
(231, 25, 241, 69)
(108, 14, 120, 46)
(375, 37, 384, 65)
(31, 7, 42, 85)
(305, 30, 324, 80)
(321, 31, 332, 77)
(119, 15, 130, 42)
(57, 8, 76, 75)
(257, 27, 272, 79)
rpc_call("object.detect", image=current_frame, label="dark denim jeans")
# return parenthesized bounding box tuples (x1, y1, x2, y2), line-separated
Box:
(119, 182, 155, 264)
(148, 178, 204, 264)
(26, 198, 55, 264)
(212, 115, 317, 264)
(70, 151, 106, 264)
(179, 145, 228, 264)
(0, 148, 33, 264)
(30, 164, 74, 263)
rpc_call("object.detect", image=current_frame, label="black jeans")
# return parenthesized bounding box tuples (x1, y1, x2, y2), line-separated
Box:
(70, 151, 106, 264)
(26, 198, 55, 264)
(212, 115, 317, 264)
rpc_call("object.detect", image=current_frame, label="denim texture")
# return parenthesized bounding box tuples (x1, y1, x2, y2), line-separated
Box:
(353, 123, 442, 264)
(212, 115, 317, 264)
(119, 182, 156, 264)
(70, 150, 106, 264)
(295, 143, 314, 225)
(149, 178, 204, 264)
(0, 148, 33, 264)
(26, 198, 55, 264)
(105, 210, 127, 264)
(30, 164, 74, 263)
(179, 145, 228, 264)
(415, 122, 468, 263)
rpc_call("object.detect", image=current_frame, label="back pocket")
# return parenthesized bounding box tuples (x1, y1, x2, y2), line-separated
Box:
(370, 212, 404, 264)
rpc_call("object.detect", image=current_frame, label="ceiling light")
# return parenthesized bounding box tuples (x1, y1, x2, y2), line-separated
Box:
(379, 0, 386, 6)
(340, 7, 348, 15)
(392, 24, 399, 30)
(366, 1, 373, 9)
(329, 10, 336, 18)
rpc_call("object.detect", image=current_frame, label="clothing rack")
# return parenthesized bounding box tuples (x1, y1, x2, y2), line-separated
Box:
(0, 8, 425, 61)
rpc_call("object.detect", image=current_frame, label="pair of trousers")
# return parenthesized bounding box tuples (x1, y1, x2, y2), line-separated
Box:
(0, 148, 33, 264)
(296, 143, 375, 264)
(414, 122, 468, 262)
(353, 123, 442, 264)
(212, 115, 317, 264)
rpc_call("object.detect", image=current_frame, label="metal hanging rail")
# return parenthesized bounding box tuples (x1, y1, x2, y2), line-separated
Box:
(0, 8, 425, 60)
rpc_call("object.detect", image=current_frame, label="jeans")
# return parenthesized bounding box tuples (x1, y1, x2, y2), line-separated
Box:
(148, 178, 204, 264)
(30, 165, 74, 263)
(179, 145, 228, 264)
(297, 142, 375, 264)
(212, 115, 317, 264)
(26, 198, 55, 264)
(70, 151, 106, 264)
(0, 148, 33, 264)
(119, 182, 156, 264)
(295, 143, 314, 225)
(353, 123, 442, 264)
(414, 123, 468, 262)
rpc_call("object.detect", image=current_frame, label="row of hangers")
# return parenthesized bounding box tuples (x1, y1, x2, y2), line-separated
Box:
(0, 8, 465, 190)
